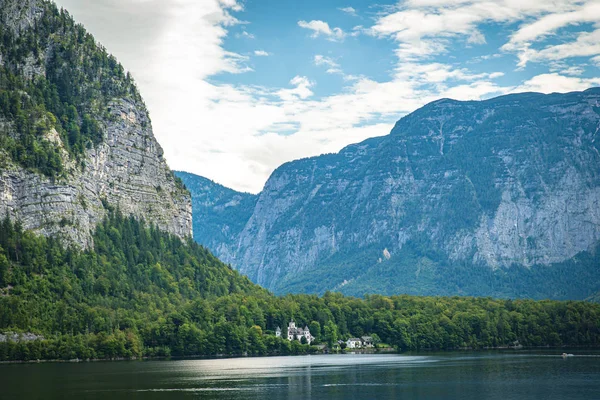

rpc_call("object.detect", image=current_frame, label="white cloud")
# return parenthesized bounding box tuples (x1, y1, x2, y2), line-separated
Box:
(369, 0, 593, 61)
(467, 30, 486, 45)
(441, 81, 505, 100)
(254, 50, 270, 56)
(350, 25, 364, 37)
(276, 76, 315, 101)
(516, 29, 600, 66)
(503, 2, 600, 66)
(393, 62, 503, 84)
(339, 6, 357, 16)
(314, 54, 343, 74)
(298, 20, 346, 41)
(314, 55, 338, 68)
(468, 53, 502, 63)
(551, 64, 585, 76)
(219, 0, 243, 12)
(314, 55, 360, 78)
(514, 73, 600, 93)
(237, 30, 255, 39)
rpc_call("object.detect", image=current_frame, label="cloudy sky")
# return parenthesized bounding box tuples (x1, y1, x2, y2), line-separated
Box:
(53, 0, 600, 193)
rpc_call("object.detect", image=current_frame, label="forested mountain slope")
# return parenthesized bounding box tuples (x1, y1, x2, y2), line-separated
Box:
(184, 89, 600, 299)
(0, 0, 191, 246)
(1, 212, 600, 360)
(175, 171, 257, 262)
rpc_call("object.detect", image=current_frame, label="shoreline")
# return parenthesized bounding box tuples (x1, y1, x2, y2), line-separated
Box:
(2, 345, 599, 365)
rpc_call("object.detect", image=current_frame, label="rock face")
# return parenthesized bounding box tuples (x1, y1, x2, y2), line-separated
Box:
(185, 89, 600, 299)
(0, 332, 44, 343)
(0, 0, 192, 246)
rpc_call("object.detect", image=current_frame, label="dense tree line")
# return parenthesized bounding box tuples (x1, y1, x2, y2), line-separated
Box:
(0, 1, 142, 177)
(0, 212, 599, 361)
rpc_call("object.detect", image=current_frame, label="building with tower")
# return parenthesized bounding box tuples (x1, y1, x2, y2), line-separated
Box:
(276, 320, 313, 344)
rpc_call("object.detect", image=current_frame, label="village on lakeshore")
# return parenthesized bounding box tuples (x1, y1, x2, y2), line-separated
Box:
(275, 320, 385, 352)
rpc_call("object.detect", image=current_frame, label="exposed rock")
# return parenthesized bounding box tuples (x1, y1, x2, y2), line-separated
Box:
(0, 0, 45, 35)
(0, 0, 192, 246)
(185, 89, 600, 299)
(0, 99, 192, 245)
(0, 332, 44, 343)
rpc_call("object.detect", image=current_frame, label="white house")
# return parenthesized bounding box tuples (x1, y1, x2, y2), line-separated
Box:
(285, 320, 313, 344)
(346, 338, 362, 349)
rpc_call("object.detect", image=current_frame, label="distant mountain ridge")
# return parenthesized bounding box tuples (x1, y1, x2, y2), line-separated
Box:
(183, 89, 600, 299)
(175, 171, 257, 262)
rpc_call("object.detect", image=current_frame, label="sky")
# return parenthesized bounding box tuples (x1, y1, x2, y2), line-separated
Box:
(53, 0, 600, 193)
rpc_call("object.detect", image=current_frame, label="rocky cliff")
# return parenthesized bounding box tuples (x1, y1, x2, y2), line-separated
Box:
(0, 0, 192, 245)
(185, 89, 600, 299)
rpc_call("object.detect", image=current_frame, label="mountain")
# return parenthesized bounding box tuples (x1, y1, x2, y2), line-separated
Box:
(0, 0, 191, 246)
(1, 0, 599, 363)
(174, 171, 257, 261)
(184, 89, 600, 299)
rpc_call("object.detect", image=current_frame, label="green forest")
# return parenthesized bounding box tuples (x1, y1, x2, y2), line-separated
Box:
(1, 212, 599, 361)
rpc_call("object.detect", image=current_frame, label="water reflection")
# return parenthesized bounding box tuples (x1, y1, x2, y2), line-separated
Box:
(1, 352, 599, 400)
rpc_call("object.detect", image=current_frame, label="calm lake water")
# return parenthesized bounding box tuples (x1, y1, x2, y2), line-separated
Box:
(2, 351, 599, 399)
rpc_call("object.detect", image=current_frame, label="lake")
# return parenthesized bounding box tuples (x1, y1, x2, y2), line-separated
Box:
(1, 351, 599, 399)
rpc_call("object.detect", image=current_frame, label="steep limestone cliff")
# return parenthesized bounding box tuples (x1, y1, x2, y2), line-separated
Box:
(0, 0, 192, 245)
(185, 89, 600, 299)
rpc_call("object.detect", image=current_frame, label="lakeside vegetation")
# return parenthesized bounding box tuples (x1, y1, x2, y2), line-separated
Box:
(1, 212, 599, 362)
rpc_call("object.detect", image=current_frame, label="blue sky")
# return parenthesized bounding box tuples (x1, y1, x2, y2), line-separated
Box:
(217, 1, 398, 93)
(55, 0, 600, 193)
